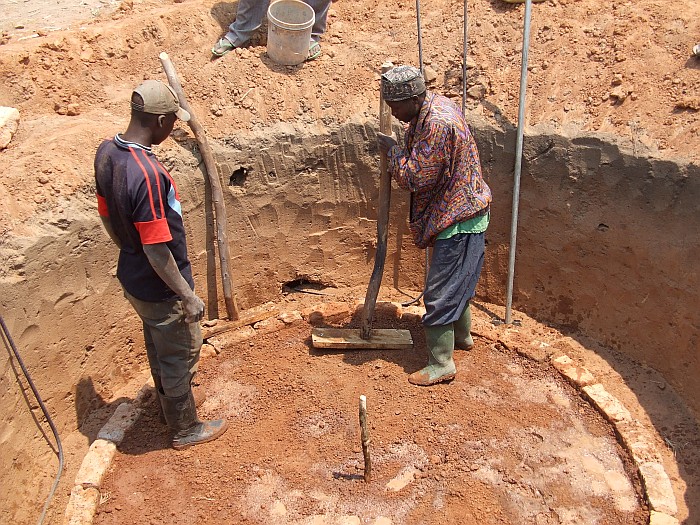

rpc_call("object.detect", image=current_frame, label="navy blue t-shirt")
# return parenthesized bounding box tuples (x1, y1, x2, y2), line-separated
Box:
(94, 135, 194, 302)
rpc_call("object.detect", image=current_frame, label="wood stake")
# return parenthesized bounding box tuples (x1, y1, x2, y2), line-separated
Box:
(360, 62, 394, 340)
(159, 52, 239, 320)
(359, 395, 372, 482)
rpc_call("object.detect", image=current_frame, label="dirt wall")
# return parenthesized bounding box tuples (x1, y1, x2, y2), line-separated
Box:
(1, 118, 698, 523)
(471, 117, 700, 420)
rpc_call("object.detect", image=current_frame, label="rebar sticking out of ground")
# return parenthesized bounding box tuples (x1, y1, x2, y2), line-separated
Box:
(359, 395, 372, 482)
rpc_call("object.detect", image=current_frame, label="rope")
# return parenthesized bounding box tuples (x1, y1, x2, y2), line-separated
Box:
(0, 314, 64, 525)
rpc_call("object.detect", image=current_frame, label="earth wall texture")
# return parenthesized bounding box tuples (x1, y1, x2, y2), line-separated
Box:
(0, 117, 697, 523)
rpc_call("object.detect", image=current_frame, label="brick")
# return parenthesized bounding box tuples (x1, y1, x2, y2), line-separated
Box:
(615, 420, 661, 464)
(63, 485, 100, 525)
(648, 511, 679, 525)
(552, 355, 597, 387)
(581, 383, 632, 423)
(638, 462, 678, 515)
(96, 402, 141, 444)
(75, 439, 117, 488)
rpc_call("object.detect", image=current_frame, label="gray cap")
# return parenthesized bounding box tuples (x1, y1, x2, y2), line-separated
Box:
(381, 65, 426, 102)
(131, 80, 190, 121)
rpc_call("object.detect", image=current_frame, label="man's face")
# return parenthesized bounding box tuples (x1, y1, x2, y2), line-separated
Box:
(386, 98, 421, 123)
(153, 113, 177, 145)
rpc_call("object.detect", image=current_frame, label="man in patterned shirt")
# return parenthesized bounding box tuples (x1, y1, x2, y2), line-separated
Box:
(377, 65, 492, 387)
(95, 80, 228, 448)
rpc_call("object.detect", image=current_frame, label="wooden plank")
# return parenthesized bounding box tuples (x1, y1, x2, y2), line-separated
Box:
(312, 328, 413, 350)
(202, 306, 280, 339)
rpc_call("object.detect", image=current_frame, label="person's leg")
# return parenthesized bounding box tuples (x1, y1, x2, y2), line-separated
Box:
(213, 0, 270, 56)
(225, 0, 270, 46)
(305, 0, 331, 42)
(125, 293, 228, 448)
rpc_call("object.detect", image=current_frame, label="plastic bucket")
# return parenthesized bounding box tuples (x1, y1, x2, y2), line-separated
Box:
(267, 0, 315, 66)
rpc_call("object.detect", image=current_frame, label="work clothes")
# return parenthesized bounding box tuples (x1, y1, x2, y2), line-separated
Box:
(95, 135, 194, 302)
(223, 0, 331, 47)
(387, 91, 492, 249)
(423, 231, 485, 326)
(125, 291, 201, 398)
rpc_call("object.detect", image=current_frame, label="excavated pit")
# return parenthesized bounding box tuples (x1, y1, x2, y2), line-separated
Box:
(2, 118, 698, 524)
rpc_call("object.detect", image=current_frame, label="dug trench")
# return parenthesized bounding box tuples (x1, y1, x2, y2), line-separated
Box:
(1, 116, 699, 524)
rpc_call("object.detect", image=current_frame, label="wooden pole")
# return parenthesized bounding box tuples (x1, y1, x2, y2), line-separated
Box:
(359, 395, 372, 482)
(360, 61, 394, 340)
(159, 52, 239, 320)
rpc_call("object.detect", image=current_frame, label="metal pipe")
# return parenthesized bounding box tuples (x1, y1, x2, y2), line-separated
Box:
(416, 0, 424, 73)
(505, 0, 533, 324)
(462, 0, 468, 115)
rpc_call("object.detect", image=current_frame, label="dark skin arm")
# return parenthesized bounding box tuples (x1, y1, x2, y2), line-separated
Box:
(142, 243, 205, 324)
(100, 217, 204, 323)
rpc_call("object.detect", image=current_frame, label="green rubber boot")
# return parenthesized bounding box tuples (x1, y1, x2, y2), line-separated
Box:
(408, 325, 456, 386)
(454, 302, 474, 350)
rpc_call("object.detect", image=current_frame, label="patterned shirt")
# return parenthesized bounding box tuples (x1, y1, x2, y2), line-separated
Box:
(95, 134, 194, 302)
(387, 91, 492, 248)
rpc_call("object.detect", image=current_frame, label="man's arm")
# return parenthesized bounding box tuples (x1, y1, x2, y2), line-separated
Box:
(142, 243, 204, 323)
(100, 217, 122, 249)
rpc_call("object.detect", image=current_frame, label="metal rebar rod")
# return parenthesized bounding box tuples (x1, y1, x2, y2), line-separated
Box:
(462, 0, 468, 115)
(416, 0, 424, 73)
(505, 0, 533, 325)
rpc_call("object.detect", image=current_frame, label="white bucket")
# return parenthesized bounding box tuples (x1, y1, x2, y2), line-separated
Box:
(267, 0, 315, 66)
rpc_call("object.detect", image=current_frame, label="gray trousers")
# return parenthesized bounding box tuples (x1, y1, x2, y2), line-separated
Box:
(224, 0, 331, 46)
(422, 232, 485, 327)
(124, 291, 201, 398)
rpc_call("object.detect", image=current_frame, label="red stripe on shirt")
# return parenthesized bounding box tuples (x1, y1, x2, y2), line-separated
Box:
(129, 148, 158, 220)
(134, 218, 173, 244)
(143, 152, 166, 218)
(96, 193, 109, 217)
(157, 160, 180, 201)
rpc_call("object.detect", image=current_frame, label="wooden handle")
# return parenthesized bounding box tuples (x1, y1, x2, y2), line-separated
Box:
(159, 52, 239, 320)
(360, 61, 394, 340)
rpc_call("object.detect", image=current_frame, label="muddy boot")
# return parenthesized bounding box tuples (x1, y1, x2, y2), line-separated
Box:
(160, 390, 228, 450)
(153, 375, 167, 425)
(454, 302, 474, 351)
(408, 325, 457, 386)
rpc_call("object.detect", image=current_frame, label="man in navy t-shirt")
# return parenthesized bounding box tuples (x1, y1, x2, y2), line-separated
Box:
(95, 80, 228, 449)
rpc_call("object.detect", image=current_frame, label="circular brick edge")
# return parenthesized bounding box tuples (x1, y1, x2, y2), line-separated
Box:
(62, 302, 679, 525)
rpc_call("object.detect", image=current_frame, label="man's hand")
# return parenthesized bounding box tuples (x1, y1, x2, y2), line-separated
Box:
(182, 294, 205, 324)
(143, 243, 205, 324)
(377, 132, 397, 156)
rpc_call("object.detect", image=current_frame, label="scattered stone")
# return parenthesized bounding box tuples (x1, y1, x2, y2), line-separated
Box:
(0, 106, 20, 149)
(200, 342, 218, 358)
(467, 84, 486, 99)
(423, 65, 438, 84)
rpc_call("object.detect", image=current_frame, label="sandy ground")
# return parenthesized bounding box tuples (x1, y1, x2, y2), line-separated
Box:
(1, 0, 699, 524)
(94, 299, 650, 525)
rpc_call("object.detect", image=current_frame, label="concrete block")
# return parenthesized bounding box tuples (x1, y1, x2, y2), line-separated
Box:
(581, 383, 632, 423)
(97, 402, 141, 443)
(638, 462, 678, 515)
(75, 439, 117, 488)
(615, 420, 661, 464)
(648, 511, 679, 525)
(278, 310, 303, 325)
(0, 107, 20, 149)
(552, 355, 597, 386)
(63, 485, 100, 525)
